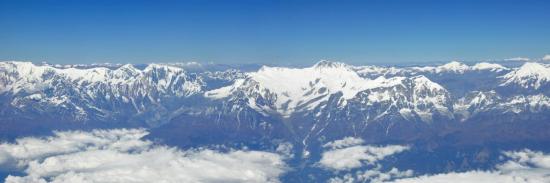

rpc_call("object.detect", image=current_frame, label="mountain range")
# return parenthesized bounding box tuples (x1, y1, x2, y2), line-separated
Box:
(1, 60, 550, 159)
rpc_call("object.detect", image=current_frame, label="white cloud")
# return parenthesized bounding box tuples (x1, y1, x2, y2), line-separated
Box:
(320, 138, 550, 183)
(275, 142, 294, 158)
(391, 149, 550, 183)
(543, 54, 550, 61)
(391, 171, 520, 183)
(319, 146, 375, 170)
(504, 57, 530, 62)
(318, 138, 409, 171)
(320, 138, 413, 182)
(323, 137, 365, 149)
(0, 129, 288, 183)
(0, 128, 151, 170)
(328, 166, 413, 183)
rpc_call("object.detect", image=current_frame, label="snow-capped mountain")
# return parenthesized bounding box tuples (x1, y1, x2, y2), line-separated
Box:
(472, 62, 508, 72)
(353, 61, 508, 79)
(500, 62, 550, 90)
(1, 61, 207, 126)
(206, 61, 409, 117)
(1, 60, 549, 149)
(454, 90, 501, 120)
(0, 61, 204, 96)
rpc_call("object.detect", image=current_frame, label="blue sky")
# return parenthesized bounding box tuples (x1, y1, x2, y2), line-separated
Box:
(1, 0, 549, 65)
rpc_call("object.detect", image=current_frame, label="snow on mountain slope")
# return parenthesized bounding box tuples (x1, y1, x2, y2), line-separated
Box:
(0, 61, 203, 96)
(500, 62, 550, 89)
(410, 76, 452, 117)
(353, 65, 402, 78)
(499, 94, 550, 114)
(345, 75, 453, 122)
(352, 61, 507, 78)
(0, 61, 207, 123)
(407, 61, 471, 74)
(472, 62, 508, 72)
(359, 76, 449, 108)
(205, 60, 454, 122)
(142, 64, 204, 96)
(251, 61, 369, 100)
(2, 60, 549, 126)
(205, 61, 408, 117)
(454, 91, 500, 120)
(454, 90, 550, 120)
(435, 61, 471, 73)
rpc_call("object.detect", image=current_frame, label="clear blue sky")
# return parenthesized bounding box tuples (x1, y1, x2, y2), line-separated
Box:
(1, 0, 549, 65)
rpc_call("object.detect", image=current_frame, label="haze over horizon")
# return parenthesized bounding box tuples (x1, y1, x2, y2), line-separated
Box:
(1, 0, 549, 65)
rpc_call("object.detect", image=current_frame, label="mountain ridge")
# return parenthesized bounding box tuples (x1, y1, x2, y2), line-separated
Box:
(1, 60, 549, 150)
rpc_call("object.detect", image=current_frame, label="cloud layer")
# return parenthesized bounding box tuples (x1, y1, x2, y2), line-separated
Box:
(319, 137, 409, 171)
(2, 131, 549, 183)
(319, 137, 550, 183)
(0, 129, 287, 183)
(392, 149, 550, 183)
(319, 137, 413, 183)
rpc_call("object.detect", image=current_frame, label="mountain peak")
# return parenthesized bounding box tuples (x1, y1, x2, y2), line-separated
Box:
(517, 62, 549, 75)
(501, 62, 550, 89)
(411, 75, 446, 91)
(213, 61, 371, 116)
(508, 62, 550, 80)
(436, 61, 470, 73)
(442, 61, 466, 67)
(411, 75, 431, 82)
(313, 60, 348, 69)
(118, 64, 136, 70)
(114, 64, 140, 77)
(144, 63, 184, 73)
(472, 62, 507, 72)
(2, 61, 34, 66)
